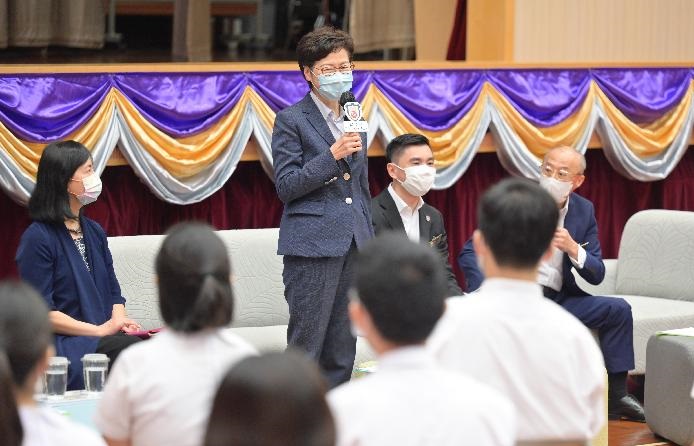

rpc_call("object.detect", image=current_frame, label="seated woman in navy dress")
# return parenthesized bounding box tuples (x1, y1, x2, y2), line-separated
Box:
(15, 140, 141, 390)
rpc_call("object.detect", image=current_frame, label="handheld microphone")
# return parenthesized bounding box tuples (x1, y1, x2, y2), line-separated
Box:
(339, 91, 369, 133)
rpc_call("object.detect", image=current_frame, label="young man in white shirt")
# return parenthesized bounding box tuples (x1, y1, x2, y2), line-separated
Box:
(328, 233, 516, 446)
(429, 178, 606, 443)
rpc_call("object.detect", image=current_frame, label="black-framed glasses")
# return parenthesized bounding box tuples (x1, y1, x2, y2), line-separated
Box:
(311, 62, 355, 77)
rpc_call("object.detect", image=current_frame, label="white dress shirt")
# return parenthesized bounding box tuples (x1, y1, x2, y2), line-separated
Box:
(327, 345, 516, 446)
(428, 278, 605, 442)
(537, 196, 587, 291)
(310, 91, 344, 141)
(95, 329, 256, 446)
(387, 183, 424, 242)
(19, 404, 106, 446)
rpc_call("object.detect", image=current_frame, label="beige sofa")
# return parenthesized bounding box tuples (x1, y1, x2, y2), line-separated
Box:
(573, 209, 694, 374)
(108, 228, 376, 366)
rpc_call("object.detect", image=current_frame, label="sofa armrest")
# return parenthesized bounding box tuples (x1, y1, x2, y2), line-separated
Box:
(572, 259, 618, 296)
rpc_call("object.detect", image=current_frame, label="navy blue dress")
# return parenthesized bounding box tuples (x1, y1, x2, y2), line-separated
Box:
(16, 217, 126, 390)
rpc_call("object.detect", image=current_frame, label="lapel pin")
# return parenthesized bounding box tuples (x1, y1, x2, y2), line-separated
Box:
(425, 215, 431, 222)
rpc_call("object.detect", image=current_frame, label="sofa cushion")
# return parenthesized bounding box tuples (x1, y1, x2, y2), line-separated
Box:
(216, 229, 289, 327)
(109, 228, 288, 330)
(109, 233, 165, 330)
(618, 295, 694, 373)
(616, 210, 694, 301)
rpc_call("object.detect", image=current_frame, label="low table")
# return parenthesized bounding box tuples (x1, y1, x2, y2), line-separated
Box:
(37, 390, 102, 431)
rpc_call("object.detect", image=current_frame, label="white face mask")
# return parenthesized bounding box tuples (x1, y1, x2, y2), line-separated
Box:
(71, 172, 102, 206)
(539, 176, 573, 204)
(393, 164, 436, 197)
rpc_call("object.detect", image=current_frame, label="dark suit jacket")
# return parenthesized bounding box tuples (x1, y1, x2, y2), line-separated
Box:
(372, 188, 463, 297)
(458, 192, 605, 297)
(272, 93, 374, 257)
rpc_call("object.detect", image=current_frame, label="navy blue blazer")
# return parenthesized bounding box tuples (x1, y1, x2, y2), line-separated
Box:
(272, 93, 374, 257)
(16, 217, 125, 390)
(459, 192, 605, 297)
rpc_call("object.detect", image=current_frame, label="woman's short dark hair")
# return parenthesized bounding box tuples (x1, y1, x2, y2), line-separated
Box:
(0, 351, 22, 446)
(204, 351, 335, 446)
(156, 223, 234, 333)
(297, 26, 354, 84)
(28, 140, 91, 223)
(0, 280, 53, 388)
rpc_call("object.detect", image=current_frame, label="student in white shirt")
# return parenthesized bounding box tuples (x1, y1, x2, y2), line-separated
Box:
(95, 223, 256, 446)
(0, 281, 106, 446)
(327, 234, 516, 446)
(204, 351, 335, 446)
(429, 178, 606, 443)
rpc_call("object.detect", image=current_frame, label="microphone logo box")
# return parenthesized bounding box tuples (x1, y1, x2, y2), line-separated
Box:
(343, 101, 369, 132)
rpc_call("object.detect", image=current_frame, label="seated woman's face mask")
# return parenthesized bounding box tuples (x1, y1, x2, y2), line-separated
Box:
(70, 173, 103, 206)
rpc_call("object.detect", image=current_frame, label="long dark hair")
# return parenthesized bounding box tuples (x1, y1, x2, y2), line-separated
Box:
(28, 140, 91, 224)
(0, 281, 54, 446)
(156, 223, 234, 333)
(204, 351, 335, 446)
(0, 351, 22, 446)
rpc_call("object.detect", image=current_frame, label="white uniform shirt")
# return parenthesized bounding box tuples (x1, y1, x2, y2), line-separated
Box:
(386, 183, 424, 242)
(95, 329, 256, 446)
(327, 346, 516, 446)
(19, 404, 106, 446)
(429, 278, 605, 442)
(537, 196, 587, 291)
(310, 91, 344, 140)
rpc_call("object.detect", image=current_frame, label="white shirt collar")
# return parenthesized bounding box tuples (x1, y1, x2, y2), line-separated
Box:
(378, 345, 433, 371)
(310, 91, 344, 122)
(387, 183, 424, 215)
(478, 277, 545, 299)
(559, 194, 570, 218)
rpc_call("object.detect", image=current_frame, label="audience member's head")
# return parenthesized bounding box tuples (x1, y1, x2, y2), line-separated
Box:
(0, 351, 22, 446)
(156, 223, 233, 333)
(0, 281, 54, 446)
(352, 233, 446, 353)
(539, 146, 586, 205)
(0, 280, 53, 393)
(473, 178, 559, 276)
(385, 133, 436, 198)
(28, 140, 93, 223)
(203, 351, 335, 446)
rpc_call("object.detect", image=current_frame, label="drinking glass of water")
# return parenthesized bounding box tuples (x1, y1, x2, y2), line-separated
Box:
(44, 356, 69, 399)
(82, 353, 110, 393)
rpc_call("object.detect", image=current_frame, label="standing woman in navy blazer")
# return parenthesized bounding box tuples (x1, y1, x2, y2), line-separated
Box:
(16, 141, 141, 390)
(271, 27, 374, 387)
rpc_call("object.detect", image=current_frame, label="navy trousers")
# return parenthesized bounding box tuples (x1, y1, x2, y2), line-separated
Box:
(282, 241, 358, 388)
(557, 295, 635, 373)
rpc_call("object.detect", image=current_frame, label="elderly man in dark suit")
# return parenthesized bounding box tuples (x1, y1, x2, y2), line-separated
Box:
(271, 27, 374, 387)
(459, 146, 644, 422)
(371, 133, 462, 296)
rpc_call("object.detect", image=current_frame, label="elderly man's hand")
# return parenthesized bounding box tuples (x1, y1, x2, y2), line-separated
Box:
(552, 228, 579, 259)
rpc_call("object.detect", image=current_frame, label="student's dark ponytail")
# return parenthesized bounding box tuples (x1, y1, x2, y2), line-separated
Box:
(156, 223, 234, 333)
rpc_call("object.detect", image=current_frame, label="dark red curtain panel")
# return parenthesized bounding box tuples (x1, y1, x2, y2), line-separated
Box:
(446, 0, 467, 60)
(2, 149, 694, 290)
